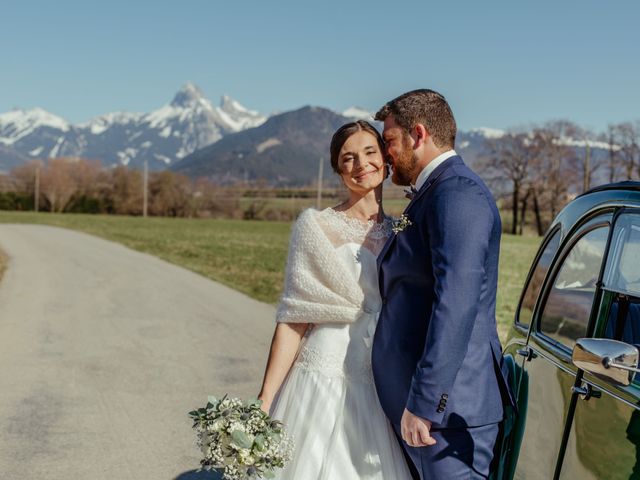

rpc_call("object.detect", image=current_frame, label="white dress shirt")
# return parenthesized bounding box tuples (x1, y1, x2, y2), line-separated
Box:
(414, 149, 457, 192)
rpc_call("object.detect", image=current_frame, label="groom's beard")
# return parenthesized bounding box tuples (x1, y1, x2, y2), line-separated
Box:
(391, 143, 418, 186)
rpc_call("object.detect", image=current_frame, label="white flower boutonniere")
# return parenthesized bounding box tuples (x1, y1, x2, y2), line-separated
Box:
(391, 214, 413, 234)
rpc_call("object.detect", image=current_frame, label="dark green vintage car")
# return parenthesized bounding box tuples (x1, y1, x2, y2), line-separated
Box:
(498, 181, 640, 480)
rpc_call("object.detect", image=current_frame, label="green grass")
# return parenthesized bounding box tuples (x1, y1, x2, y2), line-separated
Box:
(497, 234, 541, 340)
(0, 211, 541, 342)
(238, 196, 411, 218)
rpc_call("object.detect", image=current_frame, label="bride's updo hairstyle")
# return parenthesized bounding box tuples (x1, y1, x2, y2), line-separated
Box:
(330, 120, 386, 174)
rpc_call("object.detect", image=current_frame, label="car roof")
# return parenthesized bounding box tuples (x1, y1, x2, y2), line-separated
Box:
(551, 181, 640, 240)
(578, 181, 640, 197)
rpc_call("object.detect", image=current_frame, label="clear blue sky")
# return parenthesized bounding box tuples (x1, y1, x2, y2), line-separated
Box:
(1, 0, 638, 132)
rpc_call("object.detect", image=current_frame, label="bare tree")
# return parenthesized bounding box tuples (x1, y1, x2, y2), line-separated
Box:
(108, 166, 144, 215)
(11, 160, 44, 196)
(559, 121, 601, 192)
(478, 132, 534, 234)
(39, 158, 83, 213)
(611, 121, 640, 180)
(530, 122, 580, 221)
(148, 171, 192, 217)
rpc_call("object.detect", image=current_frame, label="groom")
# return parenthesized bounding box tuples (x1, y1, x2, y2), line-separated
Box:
(372, 89, 514, 479)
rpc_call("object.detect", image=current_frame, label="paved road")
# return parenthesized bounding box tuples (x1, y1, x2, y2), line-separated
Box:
(0, 224, 275, 480)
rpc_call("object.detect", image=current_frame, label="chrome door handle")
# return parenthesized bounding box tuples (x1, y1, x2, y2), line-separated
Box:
(571, 383, 601, 401)
(516, 346, 537, 361)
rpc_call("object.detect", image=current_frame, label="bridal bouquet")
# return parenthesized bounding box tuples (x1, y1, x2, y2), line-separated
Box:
(189, 395, 293, 480)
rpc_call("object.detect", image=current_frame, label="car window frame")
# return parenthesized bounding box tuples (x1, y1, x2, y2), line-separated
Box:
(601, 207, 640, 298)
(514, 226, 562, 333)
(532, 212, 613, 355)
(582, 209, 640, 396)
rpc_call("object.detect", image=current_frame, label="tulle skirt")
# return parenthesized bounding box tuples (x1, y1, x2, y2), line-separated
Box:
(270, 358, 413, 479)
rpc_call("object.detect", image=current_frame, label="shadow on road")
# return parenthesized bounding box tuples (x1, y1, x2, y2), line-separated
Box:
(174, 469, 223, 480)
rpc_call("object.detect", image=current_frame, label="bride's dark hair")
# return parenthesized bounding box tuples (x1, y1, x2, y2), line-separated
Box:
(330, 120, 386, 173)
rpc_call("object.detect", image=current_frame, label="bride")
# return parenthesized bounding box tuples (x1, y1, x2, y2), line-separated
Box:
(258, 121, 413, 479)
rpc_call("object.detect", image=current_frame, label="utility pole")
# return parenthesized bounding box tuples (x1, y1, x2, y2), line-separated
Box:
(34, 166, 40, 213)
(316, 157, 324, 210)
(143, 160, 148, 217)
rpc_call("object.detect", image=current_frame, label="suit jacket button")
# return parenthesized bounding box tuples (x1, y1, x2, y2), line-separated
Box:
(442, 394, 448, 399)
(381, 297, 387, 305)
(437, 407, 444, 413)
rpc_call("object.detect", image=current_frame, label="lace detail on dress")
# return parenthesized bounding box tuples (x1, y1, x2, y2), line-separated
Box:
(293, 345, 374, 384)
(293, 346, 345, 378)
(317, 208, 393, 256)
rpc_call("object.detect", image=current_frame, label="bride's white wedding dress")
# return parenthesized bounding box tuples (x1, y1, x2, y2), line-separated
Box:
(270, 208, 412, 480)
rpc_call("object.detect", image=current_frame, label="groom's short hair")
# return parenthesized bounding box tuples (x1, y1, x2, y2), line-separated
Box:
(375, 89, 456, 150)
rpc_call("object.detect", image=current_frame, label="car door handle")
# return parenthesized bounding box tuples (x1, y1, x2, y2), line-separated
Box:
(516, 346, 537, 361)
(571, 383, 602, 401)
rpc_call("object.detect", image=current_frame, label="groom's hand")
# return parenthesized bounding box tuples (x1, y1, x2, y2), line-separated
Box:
(401, 408, 437, 447)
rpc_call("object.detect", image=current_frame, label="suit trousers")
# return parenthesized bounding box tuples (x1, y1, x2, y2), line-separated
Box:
(401, 422, 500, 480)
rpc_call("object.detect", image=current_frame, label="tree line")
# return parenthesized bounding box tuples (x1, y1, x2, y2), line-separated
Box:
(477, 120, 640, 235)
(0, 118, 638, 234)
(0, 159, 339, 220)
(0, 159, 247, 218)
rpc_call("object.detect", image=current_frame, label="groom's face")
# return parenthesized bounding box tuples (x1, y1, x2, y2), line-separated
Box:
(383, 115, 416, 186)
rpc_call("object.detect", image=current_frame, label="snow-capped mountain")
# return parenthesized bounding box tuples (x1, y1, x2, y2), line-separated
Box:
(342, 106, 374, 121)
(0, 83, 267, 170)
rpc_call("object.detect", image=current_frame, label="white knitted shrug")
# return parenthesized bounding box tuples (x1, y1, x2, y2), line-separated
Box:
(276, 208, 390, 324)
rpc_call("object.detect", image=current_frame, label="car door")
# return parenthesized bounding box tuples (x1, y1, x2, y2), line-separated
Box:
(559, 209, 640, 479)
(511, 212, 612, 480)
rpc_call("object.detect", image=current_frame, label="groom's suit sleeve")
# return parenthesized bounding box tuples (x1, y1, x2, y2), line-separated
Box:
(405, 175, 493, 424)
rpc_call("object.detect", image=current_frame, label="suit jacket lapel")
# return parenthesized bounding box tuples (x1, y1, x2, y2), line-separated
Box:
(404, 155, 462, 215)
(377, 156, 463, 271)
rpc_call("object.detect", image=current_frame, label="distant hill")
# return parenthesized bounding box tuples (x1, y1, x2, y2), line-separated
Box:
(171, 106, 351, 186)
(0, 144, 30, 173)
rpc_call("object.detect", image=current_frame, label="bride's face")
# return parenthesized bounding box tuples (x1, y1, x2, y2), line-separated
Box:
(337, 130, 386, 194)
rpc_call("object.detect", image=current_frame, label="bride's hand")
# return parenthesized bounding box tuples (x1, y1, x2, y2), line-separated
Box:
(258, 396, 271, 414)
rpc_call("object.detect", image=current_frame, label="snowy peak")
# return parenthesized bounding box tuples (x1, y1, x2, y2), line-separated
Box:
(79, 111, 142, 135)
(342, 106, 374, 121)
(220, 95, 256, 116)
(0, 107, 70, 145)
(468, 127, 506, 139)
(170, 82, 208, 108)
(217, 94, 266, 131)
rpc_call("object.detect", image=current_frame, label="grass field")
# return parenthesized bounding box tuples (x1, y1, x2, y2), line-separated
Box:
(238, 196, 411, 218)
(0, 211, 541, 341)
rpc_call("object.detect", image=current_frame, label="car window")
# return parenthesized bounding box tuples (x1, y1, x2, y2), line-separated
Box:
(539, 226, 609, 349)
(603, 213, 640, 297)
(603, 294, 640, 345)
(517, 230, 561, 329)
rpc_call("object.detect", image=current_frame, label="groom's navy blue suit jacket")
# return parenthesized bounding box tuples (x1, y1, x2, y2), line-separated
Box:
(372, 155, 514, 430)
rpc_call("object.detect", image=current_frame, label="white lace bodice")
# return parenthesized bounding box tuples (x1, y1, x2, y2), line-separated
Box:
(316, 208, 394, 257)
(291, 209, 393, 384)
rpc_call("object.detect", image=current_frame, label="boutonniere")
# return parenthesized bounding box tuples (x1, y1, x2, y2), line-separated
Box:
(391, 214, 413, 234)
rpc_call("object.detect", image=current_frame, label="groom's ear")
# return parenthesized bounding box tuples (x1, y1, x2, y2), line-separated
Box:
(413, 123, 429, 148)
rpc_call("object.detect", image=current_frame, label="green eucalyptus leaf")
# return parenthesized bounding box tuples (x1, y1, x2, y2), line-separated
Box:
(253, 434, 265, 450)
(231, 430, 253, 449)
